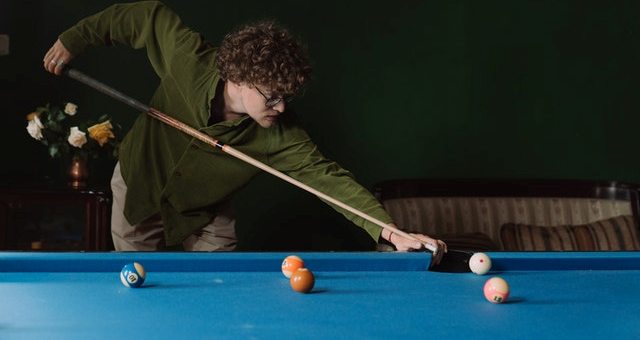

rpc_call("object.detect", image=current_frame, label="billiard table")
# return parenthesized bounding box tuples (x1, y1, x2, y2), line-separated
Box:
(0, 251, 638, 339)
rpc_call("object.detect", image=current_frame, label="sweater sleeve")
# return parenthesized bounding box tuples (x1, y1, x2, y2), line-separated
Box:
(59, 1, 205, 79)
(267, 122, 392, 242)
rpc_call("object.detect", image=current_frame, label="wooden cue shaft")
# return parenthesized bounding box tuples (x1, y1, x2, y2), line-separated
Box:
(65, 68, 437, 253)
(147, 109, 437, 253)
(224, 141, 438, 252)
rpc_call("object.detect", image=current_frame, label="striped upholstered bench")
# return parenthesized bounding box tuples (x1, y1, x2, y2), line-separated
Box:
(373, 179, 640, 251)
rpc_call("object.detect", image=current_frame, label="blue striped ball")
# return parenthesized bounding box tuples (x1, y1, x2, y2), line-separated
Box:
(120, 262, 146, 288)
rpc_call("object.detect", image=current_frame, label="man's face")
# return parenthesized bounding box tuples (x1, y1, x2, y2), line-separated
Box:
(241, 84, 286, 128)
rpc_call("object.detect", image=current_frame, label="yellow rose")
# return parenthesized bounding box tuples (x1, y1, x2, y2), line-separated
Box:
(26, 112, 39, 121)
(88, 120, 115, 146)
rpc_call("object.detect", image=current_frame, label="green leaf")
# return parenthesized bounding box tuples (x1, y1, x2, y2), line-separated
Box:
(49, 144, 59, 158)
(48, 121, 62, 133)
(55, 111, 66, 122)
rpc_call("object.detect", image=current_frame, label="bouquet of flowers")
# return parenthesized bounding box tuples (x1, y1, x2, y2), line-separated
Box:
(26, 101, 121, 159)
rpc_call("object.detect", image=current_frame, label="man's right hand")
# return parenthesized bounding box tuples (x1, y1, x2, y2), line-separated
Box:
(43, 39, 74, 75)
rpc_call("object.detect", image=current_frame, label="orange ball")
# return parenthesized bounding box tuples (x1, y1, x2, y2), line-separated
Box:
(281, 255, 304, 278)
(290, 268, 315, 293)
(483, 277, 510, 304)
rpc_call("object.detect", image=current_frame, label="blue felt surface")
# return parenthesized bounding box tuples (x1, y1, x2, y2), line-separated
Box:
(0, 252, 639, 339)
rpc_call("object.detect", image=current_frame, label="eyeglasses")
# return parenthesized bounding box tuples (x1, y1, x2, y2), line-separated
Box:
(254, 85, 292, 108)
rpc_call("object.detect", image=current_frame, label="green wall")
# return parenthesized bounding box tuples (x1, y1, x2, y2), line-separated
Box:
(1, 1, 638, 250)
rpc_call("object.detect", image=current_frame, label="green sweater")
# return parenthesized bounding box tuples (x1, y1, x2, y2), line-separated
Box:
(60, 1, 393, 245)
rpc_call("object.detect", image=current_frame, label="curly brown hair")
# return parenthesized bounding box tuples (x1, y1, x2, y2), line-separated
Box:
(215, 21, 312, 97)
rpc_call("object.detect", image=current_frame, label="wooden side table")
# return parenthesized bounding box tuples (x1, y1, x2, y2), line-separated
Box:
(0, 185, 113, 251)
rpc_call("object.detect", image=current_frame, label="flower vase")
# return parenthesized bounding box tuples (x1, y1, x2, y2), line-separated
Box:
(68, 155, 89, 188)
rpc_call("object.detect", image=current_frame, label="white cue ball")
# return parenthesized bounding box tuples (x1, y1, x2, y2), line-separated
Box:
(469, 252, 492, 275)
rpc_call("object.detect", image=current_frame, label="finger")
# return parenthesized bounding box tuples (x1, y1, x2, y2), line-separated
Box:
(436, 242, 446, 263)
(411, 233, 434, 246)
(43, 48, 57, 70)
(430, 252, 437, 266)
(397, 233, 422, 250)
(43, 48, 53, 63)
(413, 234, 446, 255)
(54, 60, 66, 75)
(45, 56, 65, 74)
(424, 240, 438, 253)
(428, 242, 445, 266)
(46, 59, 57, 73)
(432, 249, 443, 266)
(437, 247, 445, 263)
(44, 57, 53, 71)
(408, 233, 428, 247)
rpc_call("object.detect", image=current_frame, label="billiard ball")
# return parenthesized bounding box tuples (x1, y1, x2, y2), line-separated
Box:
(483, 276, 509, 304)
(469, 252, 492, 275)
(120, 262, 146, 288)
(290, 268, 315, 293)
(281, 255, 304, 278)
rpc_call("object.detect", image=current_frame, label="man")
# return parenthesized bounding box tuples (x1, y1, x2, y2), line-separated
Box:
(43, 1, 446, 262)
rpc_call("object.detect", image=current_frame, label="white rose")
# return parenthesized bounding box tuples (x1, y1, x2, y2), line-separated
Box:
(26, 116, 44, 140)
(67, 126, 87, 148)
(64, 102, 78, 116)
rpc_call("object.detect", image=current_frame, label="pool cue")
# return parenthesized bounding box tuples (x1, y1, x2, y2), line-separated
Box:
(63, 68, 439, 254)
